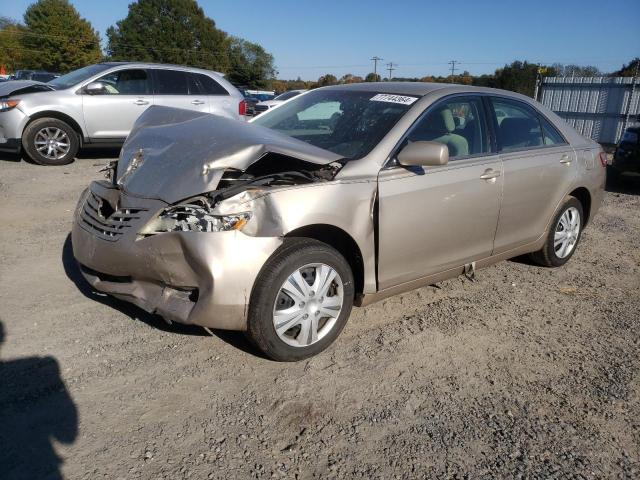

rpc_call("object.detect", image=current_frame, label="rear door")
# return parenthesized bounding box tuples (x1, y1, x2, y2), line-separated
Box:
(377, 95, 503, 289)
(194, 72, 238, 118)
(488, 96, 577, 253)
(150, 69, 209, 113)
(82, 68, 153, 139)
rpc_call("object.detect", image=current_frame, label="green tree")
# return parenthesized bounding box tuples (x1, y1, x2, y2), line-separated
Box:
(106, 0, 229, 71)
(365, 72, 381, 82)
(0, 17, 26, 72)
(615, 58, 640, 76)
(226, 37, 276, 89)
(317, 74, 337, 86)
(491, 61, 542, 97)
(22, 0, 102, 72)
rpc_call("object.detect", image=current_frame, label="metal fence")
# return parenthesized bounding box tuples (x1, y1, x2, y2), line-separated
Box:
(536, 76, 640, 145)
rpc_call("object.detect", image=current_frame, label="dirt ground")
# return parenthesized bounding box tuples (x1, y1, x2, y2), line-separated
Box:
(1, 151, 639, 480)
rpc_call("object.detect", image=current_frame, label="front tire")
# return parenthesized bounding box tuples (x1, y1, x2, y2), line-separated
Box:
(246, 238, 355, 361)
(22, 118, 79, 166)
(530, 196, 584, 267)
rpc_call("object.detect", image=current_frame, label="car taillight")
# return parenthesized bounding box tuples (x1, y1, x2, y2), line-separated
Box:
(598, 151, 608, 167)
(239, 100, 247, 116)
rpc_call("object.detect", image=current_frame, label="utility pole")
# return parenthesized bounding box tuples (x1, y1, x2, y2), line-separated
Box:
(386, 62, 397, 80)
(448, 60, 458, 82)
(370, 56, 383, 78)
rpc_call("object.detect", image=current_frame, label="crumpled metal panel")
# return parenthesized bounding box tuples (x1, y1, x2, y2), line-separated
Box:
(116, 106, 343, 204)
(0, 80, 53, 98)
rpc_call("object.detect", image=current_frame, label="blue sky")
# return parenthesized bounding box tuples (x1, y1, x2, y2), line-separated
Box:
(4, 0, 639, 79)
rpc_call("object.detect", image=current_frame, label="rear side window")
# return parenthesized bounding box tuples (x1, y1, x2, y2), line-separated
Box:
(491, 98, 543, 152)
(195, 73, 229, 95)
(539, 116, 566, 145)
(405, 96, 489, 159)
(153, 69, 190, 95)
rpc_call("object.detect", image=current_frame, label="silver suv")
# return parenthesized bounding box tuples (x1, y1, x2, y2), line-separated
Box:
(0, 62, 246, 165)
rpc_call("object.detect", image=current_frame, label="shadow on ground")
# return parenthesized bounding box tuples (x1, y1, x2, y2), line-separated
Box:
(0, 147, 121, 165)
(0, 321, 77, 480)
(61, 234, 262, 357)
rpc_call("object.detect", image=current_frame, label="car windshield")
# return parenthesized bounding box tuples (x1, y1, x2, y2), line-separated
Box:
(252, 89, 417, 159)
(48, 64, 113, 90)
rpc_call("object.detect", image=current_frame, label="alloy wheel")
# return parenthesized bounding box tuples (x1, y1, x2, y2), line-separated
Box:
(34, 127, 70, 160)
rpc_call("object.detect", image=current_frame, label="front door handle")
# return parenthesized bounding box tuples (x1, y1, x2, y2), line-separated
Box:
(480, 169, 501, 180)
(133, 99, 149, 105)
(560, 154, 572, 164)
(191, 99, 205, 105)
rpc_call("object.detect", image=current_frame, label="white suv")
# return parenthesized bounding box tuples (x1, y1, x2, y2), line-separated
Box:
(0, 62, 247, 165)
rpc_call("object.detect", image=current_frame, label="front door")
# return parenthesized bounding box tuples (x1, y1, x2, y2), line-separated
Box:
(488, 96, 577, 253)
(81, 68, 153, 139)
(377, 95, 502, 290)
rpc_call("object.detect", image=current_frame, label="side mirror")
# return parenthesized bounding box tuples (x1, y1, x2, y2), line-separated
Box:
(84, 81, 105, 95)
(397, 141, 449, 167)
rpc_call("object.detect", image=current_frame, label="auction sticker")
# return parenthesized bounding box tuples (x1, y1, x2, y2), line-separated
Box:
(370, 93, 418, 105)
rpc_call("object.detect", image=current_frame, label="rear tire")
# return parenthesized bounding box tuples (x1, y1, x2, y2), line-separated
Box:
(246, 238, 355, 361)
(23, 118, 79, 166)
(530, 196, 583, 267)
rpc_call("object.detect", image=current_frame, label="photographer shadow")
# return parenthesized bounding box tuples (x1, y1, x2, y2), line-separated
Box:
(0, 321, 78, 480)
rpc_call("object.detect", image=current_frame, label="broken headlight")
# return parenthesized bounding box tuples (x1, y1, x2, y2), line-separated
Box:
(141, 201, 251, 235)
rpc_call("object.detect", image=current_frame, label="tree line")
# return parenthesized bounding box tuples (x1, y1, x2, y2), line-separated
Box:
(0, 0, 638, 94)
(0, 0, 275, 88)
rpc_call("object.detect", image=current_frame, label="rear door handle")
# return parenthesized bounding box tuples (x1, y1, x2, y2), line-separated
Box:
(133, 99, 149, 105)
(560, 154, 572, 164)
(191, 99, 205, 105)
(480, 169, 501, 180)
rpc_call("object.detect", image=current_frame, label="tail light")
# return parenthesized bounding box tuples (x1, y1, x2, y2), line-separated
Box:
(239, 100, 247, 116)
(598, 151, 608, 167)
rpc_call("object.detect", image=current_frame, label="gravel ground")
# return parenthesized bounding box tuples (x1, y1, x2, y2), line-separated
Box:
(1, 153, 639, 480)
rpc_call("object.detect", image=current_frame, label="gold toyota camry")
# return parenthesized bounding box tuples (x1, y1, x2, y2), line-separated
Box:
(72, 83, 606, 361)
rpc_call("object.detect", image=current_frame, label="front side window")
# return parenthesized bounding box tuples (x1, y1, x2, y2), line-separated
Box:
(252, 89, 416, 160)
(92, 69, 150, 95)
(404, 96, 489, 159)
(491, 98, 544, 152)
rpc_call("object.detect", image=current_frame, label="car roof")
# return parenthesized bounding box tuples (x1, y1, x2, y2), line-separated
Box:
(321, 81, 539, 102)
(96, 62, 224, 76)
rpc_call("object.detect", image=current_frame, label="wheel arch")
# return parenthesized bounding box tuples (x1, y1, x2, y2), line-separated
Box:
(284, 224, 365, 296)
(568, 187, 592, 226)
(24, 111, 85, 146)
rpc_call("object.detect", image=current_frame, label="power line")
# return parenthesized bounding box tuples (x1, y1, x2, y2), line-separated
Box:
(386, 62, 397, 80)
(370, 56, 382, 77)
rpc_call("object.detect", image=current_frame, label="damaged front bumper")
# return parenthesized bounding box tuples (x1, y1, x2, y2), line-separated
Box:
(72, 181, 282, 330)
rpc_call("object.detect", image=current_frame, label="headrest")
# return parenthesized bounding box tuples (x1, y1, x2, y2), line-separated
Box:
(430, 108, 456, 133)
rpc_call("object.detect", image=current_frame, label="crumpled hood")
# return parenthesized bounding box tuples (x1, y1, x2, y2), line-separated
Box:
(117, 106, 342, 204)
(0, 80, 54, 98)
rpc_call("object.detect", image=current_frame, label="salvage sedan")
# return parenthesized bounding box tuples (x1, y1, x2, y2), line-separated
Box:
(72, 83, 606, 361)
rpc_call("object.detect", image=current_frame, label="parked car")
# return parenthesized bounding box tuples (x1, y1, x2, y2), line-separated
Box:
(72, 83, 606, 361)
(0, 62, 246, 165)
(609, 125, 640, 179)
(10, 70, 58, 82)
(254, 89, 307, 115)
